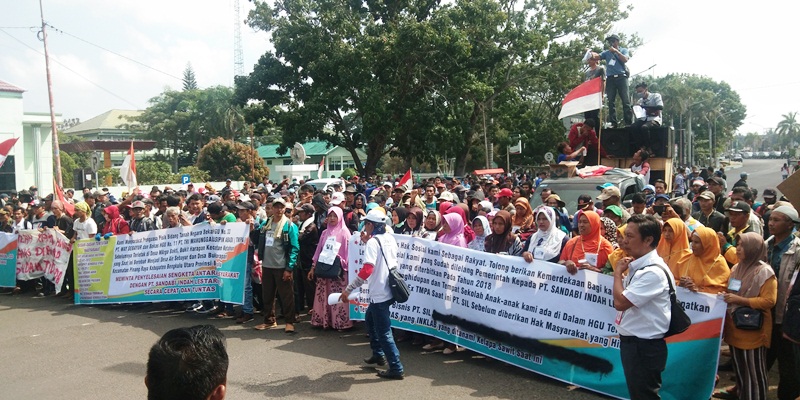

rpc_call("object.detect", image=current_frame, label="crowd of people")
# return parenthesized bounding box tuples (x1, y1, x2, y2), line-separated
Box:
(3, 166, 800, 397)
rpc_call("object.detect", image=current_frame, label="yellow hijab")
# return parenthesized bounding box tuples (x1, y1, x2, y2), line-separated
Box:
(657, 219, 692, 280)
(676, 227, 731, 294)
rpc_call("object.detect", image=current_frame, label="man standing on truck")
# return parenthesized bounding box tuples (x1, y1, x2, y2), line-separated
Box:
(599, 34, 632, 128)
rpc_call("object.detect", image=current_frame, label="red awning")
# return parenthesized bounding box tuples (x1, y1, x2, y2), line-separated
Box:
(473, 168, 505, 175)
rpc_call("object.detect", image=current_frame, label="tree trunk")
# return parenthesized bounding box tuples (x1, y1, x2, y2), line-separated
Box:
(454, 105, 481, 176)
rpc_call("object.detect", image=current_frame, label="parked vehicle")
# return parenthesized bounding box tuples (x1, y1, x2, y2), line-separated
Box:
(531, 169, 645, 215)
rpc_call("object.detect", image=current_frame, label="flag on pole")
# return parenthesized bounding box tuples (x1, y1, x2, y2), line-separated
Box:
(0, 137, 19, 169)
(53, 179, 75, 216)
(317, 157, 325, 178)
(119, 142, 137, 189)
(398, 168, 413, 190)
(557, 77, 603, 120)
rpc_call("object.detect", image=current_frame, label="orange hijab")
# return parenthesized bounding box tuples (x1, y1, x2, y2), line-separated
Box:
(657, 218, 692, 279)
(513, 197, 534, 230)
(560, 210, 613, 268)
(676, 226, 731, 294)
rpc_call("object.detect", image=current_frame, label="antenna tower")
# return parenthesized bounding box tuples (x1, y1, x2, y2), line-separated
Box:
(233, 0, 244, 77)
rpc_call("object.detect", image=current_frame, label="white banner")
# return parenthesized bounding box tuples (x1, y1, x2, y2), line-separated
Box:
(16, 229, 72, 293)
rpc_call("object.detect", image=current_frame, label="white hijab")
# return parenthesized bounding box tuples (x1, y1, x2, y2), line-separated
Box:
(468, 216, 490, 251)
(527, 206, 566, 261)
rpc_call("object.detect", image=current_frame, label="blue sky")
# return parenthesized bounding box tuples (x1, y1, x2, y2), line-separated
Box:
(1, 0, 796, 136)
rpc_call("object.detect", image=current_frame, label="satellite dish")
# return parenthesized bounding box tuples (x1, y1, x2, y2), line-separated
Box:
(544, 152, 554, 163)
(290, 142, 307, 165)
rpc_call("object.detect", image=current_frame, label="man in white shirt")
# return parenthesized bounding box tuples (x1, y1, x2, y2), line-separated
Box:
(613, 214, 673, 399)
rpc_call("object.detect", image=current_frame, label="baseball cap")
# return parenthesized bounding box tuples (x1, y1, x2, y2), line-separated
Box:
(698, 191, 715, 201)
(605, 34, 620, 42)
(772, 205, 800, 223)
(497, 188, 514, 198)
(654, 194, 671, 202)
(344, 185, 357, 193)
(604, 204, 624, 218)
(206, 194, 221, 203)
(596, 182, 614, 191)
(330, 192, 345, 205)
(707, 177, 724, 186)
(545, 194, 566, 208)
(597, 186, 621, 201)
(235, 201, 256, 211)
(726, 201, 752, 214)
(643, 185, 656, 193)
(763, 188, 778, 199)
(272, 198, 287, 207)
(298, 204, 315, 214)
(130, 200, 146, 209)
(691, 179, 705, 186)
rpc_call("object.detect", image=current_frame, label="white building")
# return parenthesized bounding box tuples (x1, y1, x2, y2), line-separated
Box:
(257, 141, 367, 182)
(0, 80, 60, 195)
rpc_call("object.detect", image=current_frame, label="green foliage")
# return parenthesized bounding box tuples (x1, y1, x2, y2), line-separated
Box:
(132, 86, 247, 172)
(340, 168, 358, 180)
(776, 112, 800, 147)
(196, 138, 269, 181)
(182, 63, 198, 91)
(136, 161, 174, 185)
(59, 152, 79, 187)
(176, 166, 211, 183)
(237, 0, 631, 176)
(97, 168, 120, 185)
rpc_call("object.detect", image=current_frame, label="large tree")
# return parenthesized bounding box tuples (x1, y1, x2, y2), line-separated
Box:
(236, 0, 629, 176)
(776, 111, 800, 148)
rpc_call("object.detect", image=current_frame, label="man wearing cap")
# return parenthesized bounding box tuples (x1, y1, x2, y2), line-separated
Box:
(128, 201, 156, 232)
(756, 188, 778, 218)
(730, 186, 763, 237)
(733, 172, 749, 189)
(30, 200, 56, 229)
(720, 201, 755, 266)
(341, 209, 404, 380)
(255, 198, 299, 333)
(496, 188, 515, 215)
(599, 34, 632, 128)
(765, 205, 800, 399)
(0, 209, 12, 233)
(295, 203, 319, 314)
(329, 192, 345, 210)
(91, 190, 110, 229)
(598, 186, 631, 222)
(692, 191, 728, 233)
(704, 177, 727, 214)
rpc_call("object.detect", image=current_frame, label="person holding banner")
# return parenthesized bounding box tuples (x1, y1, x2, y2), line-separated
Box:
(522, 206, 567, 263)
(399, 207, 424, 237)
(484, 210, 524, 255)
(468, 216, 490, 252)
(675, 227, 731, 294)
(309, 207, 353, 331)
(613, 214, 673, 400)
(419, 210, 442, 241)
(559, 211, 613, 274)
(340, 209, 404, 380)
(717, 232, 777, 400)
(100, 205, 130, 236)
(656, 218, 692, 281)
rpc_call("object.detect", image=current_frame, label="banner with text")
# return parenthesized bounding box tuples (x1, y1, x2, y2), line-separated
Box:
(0, 232, 17, 287)
(347, 233, 725, 400)
(16, 229, 72, 293)
(74, 223, 249, 305)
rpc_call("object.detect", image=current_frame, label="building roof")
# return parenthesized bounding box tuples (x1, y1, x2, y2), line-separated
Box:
(0, 80, 25, 93)
(64, 109, 143, 134)
(257, 141, 337, 159)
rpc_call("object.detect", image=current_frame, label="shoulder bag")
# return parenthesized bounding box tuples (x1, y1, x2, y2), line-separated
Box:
(315, 256, 343, 279)
(375, 238, 410, 303)
(732, 306, 763, 330)
(632, 264, 692, 337)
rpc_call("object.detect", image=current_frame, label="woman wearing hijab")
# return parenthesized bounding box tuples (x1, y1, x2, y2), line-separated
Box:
(101, 205, 130, 236)
(345, 193, 367, 232)
(419, 210, 441, 241)
(522, 206, 567, 263)
(309, 207, 353, 331)
(484, 210, 524, 255)
(559, 210, 613, 274)
(391, 207, 409, 234)
(513, 198, 536, 241)
(438, 213, 467, 248)
(675, 227, 731, 294)
(400, 207, 424, 236)
(657, 219, 692, 281)
(468, 216, 490, 252)
(599, 217, 619, 250)
(445, 205, 475, 244)
(717, 232, 777, 400)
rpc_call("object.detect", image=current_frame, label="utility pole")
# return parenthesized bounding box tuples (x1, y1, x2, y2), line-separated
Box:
(39, 0, 63, 188)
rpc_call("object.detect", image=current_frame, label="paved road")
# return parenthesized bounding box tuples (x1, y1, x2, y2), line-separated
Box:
(0, 294, 606, 400)
(725, 158, 787, 200)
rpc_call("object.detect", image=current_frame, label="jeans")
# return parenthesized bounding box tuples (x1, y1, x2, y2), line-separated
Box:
(606, 75, 632, 126)
(366, 300, 403, 373)
(243, 258, 253, 315)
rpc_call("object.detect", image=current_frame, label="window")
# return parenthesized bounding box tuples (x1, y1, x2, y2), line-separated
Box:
(0, 156, 15, 193)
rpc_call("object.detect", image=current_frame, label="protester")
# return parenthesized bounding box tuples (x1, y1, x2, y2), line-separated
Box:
(613, 214, 672, 399)
(675, 227, 730, 294)
(512, 197, 535, 236)
(438, 213, 467, 248)
(341, 209, 404, 380)
(484, 210, 523, 255)
(468, 216, 490, 252)
(391, 207, 409, 234)
(399, 207, 424, 237)
(717, 232, 777, 400)
(419, 210, 442, 241)
(100, 205, 130, 236)
(310, 207, 353, 331)
(560, 210, 614, 274)
(146, 325, 228, 400)
(656, 218, 692, 280)
(294, 203, 319, 317)
(521, 206, 567, 263)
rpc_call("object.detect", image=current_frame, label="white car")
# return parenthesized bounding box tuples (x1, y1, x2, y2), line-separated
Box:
(304, 178, 347, 192)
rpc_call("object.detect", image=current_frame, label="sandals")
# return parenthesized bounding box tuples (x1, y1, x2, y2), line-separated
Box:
(711, 387, 738, 400)
(254, 322, 278, 330)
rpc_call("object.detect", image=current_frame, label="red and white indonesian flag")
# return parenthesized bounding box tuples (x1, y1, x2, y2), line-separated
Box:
(399, 168, 413, 190)
(557, 77, 603, 120)
(0, 137, 19, 169)
(120, 142, 137, 188)
(318, 156, 325, 178)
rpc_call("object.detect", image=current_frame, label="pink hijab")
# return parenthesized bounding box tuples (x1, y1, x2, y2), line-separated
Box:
(445, 205, 475, 243)
(313, 207, 351, 270)
(438, 213, 467, 247)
